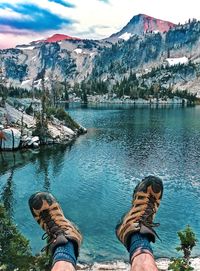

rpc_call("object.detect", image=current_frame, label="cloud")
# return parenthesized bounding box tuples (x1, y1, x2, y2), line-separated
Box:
(0, 25, 32, 35)
(48, 0, 75, 8)
(98, 0, 110, 3)
(0, 2, 74, 33)
(0, 0, 200, 49)
(70, 24, 111, 39)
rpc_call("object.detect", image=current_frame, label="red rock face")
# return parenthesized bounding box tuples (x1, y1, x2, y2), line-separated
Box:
(34, 34, 81, 44)
(44, 34, 81, 42)
(142, 14, 175, 33)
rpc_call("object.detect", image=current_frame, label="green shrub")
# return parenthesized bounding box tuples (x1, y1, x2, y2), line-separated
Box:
(169, 258, 193, 271)
(0, 204, 32, 270)
(47, 107, 80, 130)
(169, 226, 197, 271)
(56, 108, 80, 130)
(176, 226, 197, 261)
(0, 204, 51, 271)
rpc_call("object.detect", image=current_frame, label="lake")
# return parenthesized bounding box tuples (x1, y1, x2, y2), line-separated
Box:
(0, 104, 200, 263)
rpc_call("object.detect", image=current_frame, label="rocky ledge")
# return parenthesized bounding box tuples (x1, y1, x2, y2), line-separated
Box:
(76, 258, 200, 271)
(0, 103, 86, 150)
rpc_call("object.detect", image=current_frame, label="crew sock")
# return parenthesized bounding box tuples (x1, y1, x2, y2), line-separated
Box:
(129, 232, 153, 262)
(52, 240, 77, 268)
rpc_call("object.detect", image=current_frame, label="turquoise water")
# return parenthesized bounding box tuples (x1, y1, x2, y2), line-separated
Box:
(1, 104, 200, 262)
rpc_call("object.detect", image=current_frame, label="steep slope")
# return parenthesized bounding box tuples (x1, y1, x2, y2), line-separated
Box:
(107, 14, 176, 42)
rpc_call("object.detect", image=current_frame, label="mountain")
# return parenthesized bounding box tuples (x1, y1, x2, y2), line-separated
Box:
(107, 14, 176, 42)
(15, 34, 81, 50)
(0, 15, 200, 96)
(10, 38, 110, 89)
(33, 34, 81, 44)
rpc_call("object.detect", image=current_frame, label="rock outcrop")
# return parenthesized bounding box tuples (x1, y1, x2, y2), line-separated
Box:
(0, 102, 86, 151)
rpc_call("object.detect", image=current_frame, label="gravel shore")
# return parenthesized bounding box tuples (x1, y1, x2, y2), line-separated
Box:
(77, 257, 200, 270)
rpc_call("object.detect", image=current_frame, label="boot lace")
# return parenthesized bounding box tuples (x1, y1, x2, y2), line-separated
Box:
(140, 195, 161, 240)
(40, 210, 67, 252)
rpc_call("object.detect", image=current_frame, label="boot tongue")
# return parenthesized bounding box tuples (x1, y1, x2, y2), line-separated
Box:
(140, 223, 156, 243)
(51, 233, 68, 253)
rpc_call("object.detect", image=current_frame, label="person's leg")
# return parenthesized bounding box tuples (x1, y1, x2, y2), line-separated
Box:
(28, 192, 82, 271)
(131, 253, 158, 271)
(52, 261, 75, 271)
(116, 176, 163, 271)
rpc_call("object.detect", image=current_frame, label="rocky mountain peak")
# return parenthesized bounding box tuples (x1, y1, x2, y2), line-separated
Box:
(107, 13, 176, 42)
(135, 13, 176, 32)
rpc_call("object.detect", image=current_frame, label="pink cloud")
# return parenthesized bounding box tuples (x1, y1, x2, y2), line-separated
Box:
(0, 32, 44, 49)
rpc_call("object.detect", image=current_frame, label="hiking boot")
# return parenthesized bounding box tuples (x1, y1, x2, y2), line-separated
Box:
(116, 176, 163, 250)
(29, 192, 82, 257)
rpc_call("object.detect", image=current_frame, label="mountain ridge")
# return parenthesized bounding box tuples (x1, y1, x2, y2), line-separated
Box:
(16, 14, 176, 47)
(0, 14, 200, 96)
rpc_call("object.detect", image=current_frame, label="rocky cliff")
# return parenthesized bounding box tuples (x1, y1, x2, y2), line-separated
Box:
(0, 38, 109, 89)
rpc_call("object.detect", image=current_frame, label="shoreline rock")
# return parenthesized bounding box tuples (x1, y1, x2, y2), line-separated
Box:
(76, 257, 200, 271)
(0, 127, 21, 150)
(0, 103, 86, 151)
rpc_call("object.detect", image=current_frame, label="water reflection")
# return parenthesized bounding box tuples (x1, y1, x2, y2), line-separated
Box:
(0, 144, 72, 217)
(1, 169, 14, 218)
(0, 150, 37, 175)
(0, 145, 71, 177)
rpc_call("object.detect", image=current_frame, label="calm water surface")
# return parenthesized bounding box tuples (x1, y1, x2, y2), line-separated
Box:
(0, 104, 200, 262)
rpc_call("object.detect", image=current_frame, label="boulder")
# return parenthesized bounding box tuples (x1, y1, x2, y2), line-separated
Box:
(27, 136, 39, 146)
(0, 128, 21, 150)
(20, 135, 40, 148)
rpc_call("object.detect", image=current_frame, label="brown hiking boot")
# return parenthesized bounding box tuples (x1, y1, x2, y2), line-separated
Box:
(116, 176, 163, 250)
(29, 192, 82, 257)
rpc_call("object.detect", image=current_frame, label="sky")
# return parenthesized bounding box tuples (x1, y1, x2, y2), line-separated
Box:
(0, 0, 199, 49)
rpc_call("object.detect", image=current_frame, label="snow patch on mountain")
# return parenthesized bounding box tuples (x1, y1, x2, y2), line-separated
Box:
(31, 56, 37, 61)
(165, 56, 189, 66)
(119, 32, 133, 41)
(21, 80, 31, 87)
(17, 46, 35, 51)
(74, 48, 83, 54)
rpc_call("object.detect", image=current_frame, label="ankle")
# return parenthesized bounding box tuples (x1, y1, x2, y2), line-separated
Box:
(131, 248, 153, 263)
(129, 233, 153, 262)
(52, 241, 77, 269)
(51, 261, 75, 271)
(131, 253, 158, 271)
